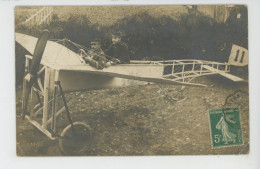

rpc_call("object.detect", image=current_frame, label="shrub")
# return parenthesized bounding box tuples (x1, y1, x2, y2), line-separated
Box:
(15, 7, 248, 85)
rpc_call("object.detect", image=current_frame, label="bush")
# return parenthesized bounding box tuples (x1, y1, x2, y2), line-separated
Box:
(177, 12, 230, 62)
(15, 7, 248, 85)
(16, 9, 248, 62)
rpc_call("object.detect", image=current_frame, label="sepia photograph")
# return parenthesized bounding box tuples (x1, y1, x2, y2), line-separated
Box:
(15, 5, 249, 156)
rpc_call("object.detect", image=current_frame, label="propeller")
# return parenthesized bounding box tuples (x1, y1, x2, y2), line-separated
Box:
(22, 30, 49, 118)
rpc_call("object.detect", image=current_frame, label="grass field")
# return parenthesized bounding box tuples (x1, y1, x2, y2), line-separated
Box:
(16, 74, 249, 156)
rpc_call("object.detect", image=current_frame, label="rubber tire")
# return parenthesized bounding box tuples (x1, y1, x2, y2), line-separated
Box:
(59, 122, 92, 156)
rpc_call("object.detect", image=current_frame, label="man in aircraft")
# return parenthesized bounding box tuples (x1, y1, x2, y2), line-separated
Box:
(83, 39, 107, 69)
(105, 33, 130, 65)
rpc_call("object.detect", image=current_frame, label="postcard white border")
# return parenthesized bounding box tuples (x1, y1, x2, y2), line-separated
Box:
(0, 0, 259, 169)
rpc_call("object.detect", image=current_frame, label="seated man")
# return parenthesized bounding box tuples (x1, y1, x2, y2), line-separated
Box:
(83, 40, 106, 69)
(105, 33, 130, 65)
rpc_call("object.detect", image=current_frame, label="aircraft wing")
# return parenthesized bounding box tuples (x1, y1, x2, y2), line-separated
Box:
(54, 65, 206, 87)
(15, 33, 85, 66)
(16, 32, 206, 87)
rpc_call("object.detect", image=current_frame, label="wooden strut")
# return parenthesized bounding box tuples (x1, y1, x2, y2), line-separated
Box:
(21, 58, 58, 139)
(51, 70, 59, 135)
(21, 56, 29, 118)
(50, 70, 76, 136)
(22, 65, 55, 140)
(22, 63, 76, 139)
(42, 66, 49, 130)
(57, 81, 76, 134)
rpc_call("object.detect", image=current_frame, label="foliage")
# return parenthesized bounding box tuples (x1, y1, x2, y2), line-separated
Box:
(16, 8, 248, 61)
(15, 7, 248, 85)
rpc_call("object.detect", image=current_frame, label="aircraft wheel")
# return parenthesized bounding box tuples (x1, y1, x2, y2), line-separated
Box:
(59, 122, 92, 156)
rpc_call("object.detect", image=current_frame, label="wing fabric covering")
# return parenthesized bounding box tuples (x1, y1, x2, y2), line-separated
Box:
(15, 33, 84, 66)
(62, 66, 207, 87)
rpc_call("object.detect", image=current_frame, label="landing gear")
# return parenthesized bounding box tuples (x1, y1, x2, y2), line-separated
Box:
(22, 30, 49, 118)
(55, 81, 93, 155)
(20, 30, 94, 156)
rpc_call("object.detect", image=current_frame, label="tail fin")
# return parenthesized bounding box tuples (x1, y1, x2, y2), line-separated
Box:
(228, 44, 248, 66)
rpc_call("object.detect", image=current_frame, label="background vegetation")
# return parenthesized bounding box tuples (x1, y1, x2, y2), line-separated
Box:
(15, 5, 248, 85)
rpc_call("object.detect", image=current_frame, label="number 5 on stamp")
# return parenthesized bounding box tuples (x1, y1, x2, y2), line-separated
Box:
(209, 108, 243, 148)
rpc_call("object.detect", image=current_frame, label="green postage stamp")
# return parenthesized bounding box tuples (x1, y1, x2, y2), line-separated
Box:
(209, 108, 243, 148)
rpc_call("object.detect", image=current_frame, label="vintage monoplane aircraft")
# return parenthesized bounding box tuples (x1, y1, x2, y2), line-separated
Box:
(15, 30, 248, 155)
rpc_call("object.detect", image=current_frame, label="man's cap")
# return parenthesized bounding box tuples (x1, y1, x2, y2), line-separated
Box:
(90, 38, 100, 44)
(91, 39, 101, 44)
(112, 32, 122, 38)
(91, 42, 100, 44)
